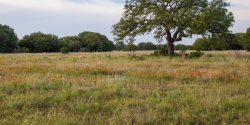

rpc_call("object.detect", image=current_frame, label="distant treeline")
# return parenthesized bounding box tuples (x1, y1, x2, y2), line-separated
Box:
(116, 28, 250, 52)
(0, 24, 250, 53)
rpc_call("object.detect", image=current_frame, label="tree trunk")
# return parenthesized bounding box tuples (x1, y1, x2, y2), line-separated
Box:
(167, 39, 175, 56)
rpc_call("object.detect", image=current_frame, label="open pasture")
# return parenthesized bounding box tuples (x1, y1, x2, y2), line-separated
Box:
(0, 51, 250, 124)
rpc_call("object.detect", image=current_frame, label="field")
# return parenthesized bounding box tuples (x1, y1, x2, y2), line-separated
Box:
(0, 51, 250, 124)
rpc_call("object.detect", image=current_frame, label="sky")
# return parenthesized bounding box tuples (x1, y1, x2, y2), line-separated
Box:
(0, 0, 249, 45)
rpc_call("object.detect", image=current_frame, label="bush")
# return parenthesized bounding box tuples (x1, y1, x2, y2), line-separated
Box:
(60, 47, 70, 54)
(152, 47, 168, 56)
(175, 44, 187, 50)
(188, 50, 204, 59)
(80, 48, 90, 52)
(15, 47, 30, 53)
(137, 42, 156, 50)
(193, 38, 212, 51)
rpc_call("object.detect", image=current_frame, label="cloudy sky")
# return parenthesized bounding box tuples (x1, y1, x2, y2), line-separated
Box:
(0, 0, 249, 44)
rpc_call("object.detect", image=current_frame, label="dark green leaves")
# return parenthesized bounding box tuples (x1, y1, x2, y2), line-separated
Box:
(113, 0, 234, 43)
(0, 24, 18, 53)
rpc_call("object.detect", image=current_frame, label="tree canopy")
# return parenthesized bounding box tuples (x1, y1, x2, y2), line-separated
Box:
(193, 33, 244, 51)
(78, 32, 114, 52)
(0, 24, 18, 53)
(244, 27, 250, 51)
(61, 36, 82, 52)
(113, 0, 234, 56)
(114, 41, 126, 50)
(137, 42, 156, 50)
(17, 31, 115, 53)
(18, 32, 61, 53)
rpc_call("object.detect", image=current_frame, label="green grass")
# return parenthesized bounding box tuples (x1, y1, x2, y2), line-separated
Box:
(0, 51, 249, 124)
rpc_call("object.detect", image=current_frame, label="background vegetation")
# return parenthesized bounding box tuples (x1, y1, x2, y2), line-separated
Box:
(1, 24, 250, 54)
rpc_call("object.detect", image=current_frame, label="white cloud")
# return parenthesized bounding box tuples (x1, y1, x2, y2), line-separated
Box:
(0, 0, 123, 15)
(228, 0, 250, 21)
(0, 0, 123, 39)
(227, 0, 250, 32)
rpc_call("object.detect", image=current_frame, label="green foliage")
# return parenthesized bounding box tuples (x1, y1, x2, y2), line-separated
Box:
(194, 34, 244, 51)
(244, 27, 250, 51)
(193, 38, 213, 51)
(124, 43, 137, 52)
(113, 0, 234, 55)
(0, 24, 18, 53)
(17, 31, 115, 53)
(14, 47, 30, 53)
(212, 33, 243, 50)
(175, 44, 188, 51)
(60, 36, 82, 52)
(18, 32, 60, 53)
(137, 42, 156, 50)
(80, 47, 90, 52)
(188, 51, 204, 59)
(152, 46, 168, 56)
(234, 33, 246, 48)
(78, 31, 114, 52)
(114, 41, 125, 50)
(60, 47, 70, 54)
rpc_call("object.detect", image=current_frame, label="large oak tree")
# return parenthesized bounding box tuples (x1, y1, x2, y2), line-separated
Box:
(112, 0, 234, 56)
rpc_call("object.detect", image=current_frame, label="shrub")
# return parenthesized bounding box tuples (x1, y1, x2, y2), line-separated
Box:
(152, 47, 168, 56)
(193, 38, 212, 51)
(175, 44, 187, 50)
(15, 47, 30, 53)
(60, 47, 70, 54)
(188, 50, 204, 59)
(80, 48, 91, 52)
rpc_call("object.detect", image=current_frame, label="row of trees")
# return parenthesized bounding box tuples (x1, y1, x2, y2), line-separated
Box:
(18, 32, 115, 53)
(193, 29, 250, 51)
(115, 41, 159, 51)
(116, 29, 250, 51)
(1, 24, 250, 53)
(0, 24, 115, 53)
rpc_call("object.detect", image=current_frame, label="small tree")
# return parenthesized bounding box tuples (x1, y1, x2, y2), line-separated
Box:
(193, 38, 212, 51)
(18, 32, 60, 53)
(78, 31, 115, 52)
(137, 42, 156, 50)
(0, 24, 18, 53)
(112, 0, 234, 56)
(60, 47, 70, 54)
(115, 41, 126, 51)
(124, 37, 137, 52)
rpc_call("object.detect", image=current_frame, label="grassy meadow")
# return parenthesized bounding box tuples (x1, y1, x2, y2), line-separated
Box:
(0, 51, 250, 124)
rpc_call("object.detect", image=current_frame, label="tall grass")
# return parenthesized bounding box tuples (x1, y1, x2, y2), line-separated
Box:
(0, 51, 249, 124)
